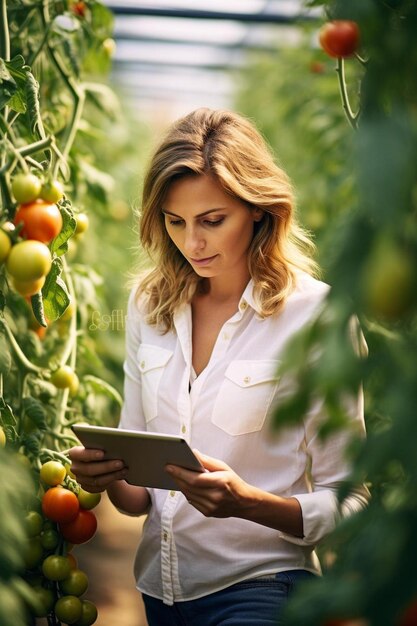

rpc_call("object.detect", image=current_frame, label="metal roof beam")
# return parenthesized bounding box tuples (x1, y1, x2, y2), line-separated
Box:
(106, 5, 316, 23)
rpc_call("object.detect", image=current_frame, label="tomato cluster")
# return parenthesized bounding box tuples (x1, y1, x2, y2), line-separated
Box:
(23, 459, 100, 624)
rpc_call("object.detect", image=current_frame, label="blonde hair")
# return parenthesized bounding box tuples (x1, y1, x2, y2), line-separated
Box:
(138, 108, 318, 331)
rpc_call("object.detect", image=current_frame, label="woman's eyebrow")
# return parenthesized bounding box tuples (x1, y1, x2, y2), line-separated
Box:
(162, 208, 226, 218)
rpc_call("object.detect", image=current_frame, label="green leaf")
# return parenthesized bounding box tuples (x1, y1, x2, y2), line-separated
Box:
(41, 258, 71, 322)
(30, 292, 48, 327)
(83, 374, 123, 407)
(22, 396, 47, 431)
(0, 334, 12, 376)
(0, 58, 17, 110)
(0, 397, 17, 427)
(0, 55, 29, 113)
(51, 200, 77, 256)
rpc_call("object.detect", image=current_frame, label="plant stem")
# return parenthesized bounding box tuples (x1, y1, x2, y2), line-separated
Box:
(336, 58, 360, 130)
(0, 317, 45, 374)
(0, 0, 10, 61)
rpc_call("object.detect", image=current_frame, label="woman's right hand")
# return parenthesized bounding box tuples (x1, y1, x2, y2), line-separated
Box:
(68, 446, 129, 493)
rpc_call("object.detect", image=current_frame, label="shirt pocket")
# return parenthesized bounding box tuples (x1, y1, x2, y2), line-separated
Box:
(137, 344, 173, 423)
(211, 359, 280, 436)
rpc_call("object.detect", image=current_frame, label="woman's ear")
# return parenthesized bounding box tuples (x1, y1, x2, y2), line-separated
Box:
(253, 207, 264, 222)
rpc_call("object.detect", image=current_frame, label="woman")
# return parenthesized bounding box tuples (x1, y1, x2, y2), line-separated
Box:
(69, 108, 369, 625)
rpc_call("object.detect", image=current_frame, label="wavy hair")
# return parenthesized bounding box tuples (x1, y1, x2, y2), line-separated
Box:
(138, 108, 318, 331)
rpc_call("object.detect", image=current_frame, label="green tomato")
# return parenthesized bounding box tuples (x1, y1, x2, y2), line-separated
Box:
(77, 488, 101, 510)
(6, 239, 52, 281)
(0, 229, 12, 264)
(50, 365, 77, 389)
(40, 179, 64, 203)
(0, 426, 6, 447)
(54, 595, 83, 625)
(25, 510, 43, 537)
(75, 213, 89, 235)
(24, 536, 44, 569)
(11, 172, 41, 203)
(41, 527, 60, 550)
(59, 568, 89, 596)
(42, 554, 71, 581)
(73, 599, 98, 626)
(40, 460, 67, 486)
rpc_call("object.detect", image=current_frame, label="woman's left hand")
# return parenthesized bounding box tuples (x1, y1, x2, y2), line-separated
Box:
(165, 451, 255, 518)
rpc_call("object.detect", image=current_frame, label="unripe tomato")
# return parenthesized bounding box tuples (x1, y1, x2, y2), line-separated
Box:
(319, 20, 359, 58)
(102, 38, 116, 58)
(75, 213, 89, 235)
(61, 299, 76, 321)
(11, 275, 45, 297)
(40, 527, 60, 550)
(14, 199, 63, 243)
(25, 510, 43, 537)
(42, 486, 80, 523)
(6, 240, 52, 280)
(40, 460, 67, 486)
(11, 172, 41, 203)
(40, 179, 64, 203)
(59, 568, 89, 596)
(0, 229, 12, 264)
(77, 488, 101, 510)
(73, 599, 98, 626)
(24, 536, 44, 569)
(50, 365, 77, 389)
(42, 554, 72, 581)
(67, 552, 78, 570)
(60, 509, 97, 544)
(55, 595, 83, 624)
(0, 426, 6, 447)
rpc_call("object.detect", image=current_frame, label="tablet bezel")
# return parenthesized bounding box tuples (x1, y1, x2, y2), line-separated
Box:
(71, 424, 205, 490)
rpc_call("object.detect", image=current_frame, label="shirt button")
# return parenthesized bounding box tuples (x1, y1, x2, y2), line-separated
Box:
(240, 301, 247, 310)
(169, 490, 176, 497)
(243, 376, 251, 384)
(163, 531, 168, 541)
(181, 425, 186, 434)
(140, 360, 145, 369)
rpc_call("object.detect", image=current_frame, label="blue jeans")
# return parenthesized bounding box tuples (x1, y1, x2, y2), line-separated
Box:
(142, 570, 316, 626)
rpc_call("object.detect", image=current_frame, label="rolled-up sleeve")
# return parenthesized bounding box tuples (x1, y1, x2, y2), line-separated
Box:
(279, 390, 370, 546)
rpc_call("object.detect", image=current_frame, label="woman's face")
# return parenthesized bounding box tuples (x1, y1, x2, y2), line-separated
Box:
(163, 174, 263, 281)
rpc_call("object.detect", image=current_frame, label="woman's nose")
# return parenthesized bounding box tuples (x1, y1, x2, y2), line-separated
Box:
(183, 226, 205, 255)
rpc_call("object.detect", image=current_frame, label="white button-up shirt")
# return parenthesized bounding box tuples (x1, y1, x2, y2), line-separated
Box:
(119, 271, 369, 605)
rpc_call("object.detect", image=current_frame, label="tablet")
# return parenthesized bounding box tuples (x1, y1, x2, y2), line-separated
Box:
(71, 424, 205, 490)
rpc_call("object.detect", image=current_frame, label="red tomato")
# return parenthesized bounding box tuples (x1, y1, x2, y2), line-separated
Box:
(59, 509, 97, 544)
(42, 487, 80, 523)
(319, 21, 359, 58)
(14, 199, 63, 243)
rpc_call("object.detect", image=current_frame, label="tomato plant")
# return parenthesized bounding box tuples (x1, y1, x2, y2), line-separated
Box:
(319, 21, 359, 59)
(77, 488, 101, 510)
(50, 365, 78, 389)
(42, 554, 72, 582)
(11, 173, 42, 204)
(75, 213, 89, 235)
(40, 180, 65, 204)
(54, 595, 83, 624)
(59, 509, 97, 544)
(73, 599, 98, 626)
(40, 460, 67, 486)
(42, 487, 80, 523)
(60, 569, 89, 596)
(0, 229, 12, 264)
(6, 240, 52, 281)
(14, 200, 63, 243)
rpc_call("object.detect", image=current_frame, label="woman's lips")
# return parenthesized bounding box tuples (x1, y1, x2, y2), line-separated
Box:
(189, 254, 218, 266)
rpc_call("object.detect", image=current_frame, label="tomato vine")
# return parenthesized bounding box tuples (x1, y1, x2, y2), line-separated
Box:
(0, 1, 120, 624)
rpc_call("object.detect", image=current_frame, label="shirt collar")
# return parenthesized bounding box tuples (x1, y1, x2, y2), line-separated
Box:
(238, 279, 263, 317)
